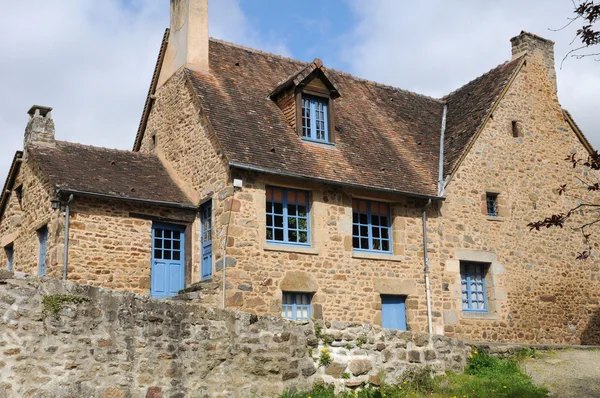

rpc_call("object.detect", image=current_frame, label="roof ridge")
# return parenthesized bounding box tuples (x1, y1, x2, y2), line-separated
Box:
(54, 140, 154, 157)
(208, 37, 444, 104)
(442, 55, 525, 100)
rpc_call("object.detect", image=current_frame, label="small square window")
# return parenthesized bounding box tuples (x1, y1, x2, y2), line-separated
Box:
(512, 120, 522, 138)
(486, 193, 498, 217)
(14, 185, 23, 209)
(281, 292, 311, 320)
(460, 262, 488, 312)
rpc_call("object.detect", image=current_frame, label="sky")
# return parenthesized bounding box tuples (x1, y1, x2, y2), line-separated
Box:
(0, 0, 598, 183)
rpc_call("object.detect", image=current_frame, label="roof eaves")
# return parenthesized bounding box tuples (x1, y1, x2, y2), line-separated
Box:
(229, 161, 443, 201)
(56, 188, 197, 210)
(0, 151, 23, 223)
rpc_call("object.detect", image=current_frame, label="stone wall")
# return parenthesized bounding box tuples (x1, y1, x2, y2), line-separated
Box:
(0, 155, 62, 278)
(438, 34, 600, 345)
(0, 274, 470, 398)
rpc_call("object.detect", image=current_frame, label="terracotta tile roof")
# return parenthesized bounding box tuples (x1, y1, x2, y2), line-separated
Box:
(443, 56, 525, 176)
(187, 39, 445, 198)
(28, 141, 193, 207)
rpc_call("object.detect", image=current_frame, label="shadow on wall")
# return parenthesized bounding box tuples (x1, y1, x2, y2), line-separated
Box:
(581, 306, 600, 345)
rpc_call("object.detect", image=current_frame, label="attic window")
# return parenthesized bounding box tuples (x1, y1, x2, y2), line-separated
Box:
(301, 95, 329, 142)
(14, 185, 23, 210)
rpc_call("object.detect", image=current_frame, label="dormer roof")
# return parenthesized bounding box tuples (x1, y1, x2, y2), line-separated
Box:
(269, 58, 342, 99)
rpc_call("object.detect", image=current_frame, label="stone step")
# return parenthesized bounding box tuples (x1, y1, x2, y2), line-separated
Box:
(179, 281, 220, 294)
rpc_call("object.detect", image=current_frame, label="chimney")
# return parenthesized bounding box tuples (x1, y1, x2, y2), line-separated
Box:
(158, 0, 209, 87)
(510, 31, 557, 94)
(24, 105, 55, 153)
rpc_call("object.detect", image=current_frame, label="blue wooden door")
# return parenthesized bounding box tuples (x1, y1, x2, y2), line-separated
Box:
(151, 222, 185, 298)
(201, 202, 212, 280)
(381, 295, 407, 330)
(38, 226, 48, 276)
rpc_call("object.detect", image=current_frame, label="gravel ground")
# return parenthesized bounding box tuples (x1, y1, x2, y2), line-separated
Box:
(524, 349, 600, 397)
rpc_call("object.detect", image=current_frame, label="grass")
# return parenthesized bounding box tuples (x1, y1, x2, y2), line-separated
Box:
(279, 350, 548, 398)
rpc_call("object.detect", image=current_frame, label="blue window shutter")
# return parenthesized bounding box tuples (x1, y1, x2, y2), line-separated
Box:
(37, 227, 48, 276)
(381, 295, 407, 330)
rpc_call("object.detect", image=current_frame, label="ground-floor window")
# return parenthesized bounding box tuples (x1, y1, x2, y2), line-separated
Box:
(381, 294, 407, 330)
(282, 292, 311, 320)
(4, 244, 13, 271)
(460, 261, 488, 312)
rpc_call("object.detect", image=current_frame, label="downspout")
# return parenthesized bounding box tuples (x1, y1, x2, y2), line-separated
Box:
(438, 104, 448, 197)
(62, 194, 74, 280)
(422, 199, 433, 334)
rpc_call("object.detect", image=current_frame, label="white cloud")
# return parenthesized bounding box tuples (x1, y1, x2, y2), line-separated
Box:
(0, 0, 289, 186)
(340, 0, 600, 147)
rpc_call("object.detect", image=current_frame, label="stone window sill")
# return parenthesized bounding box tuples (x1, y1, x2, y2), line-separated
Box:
(461, 311, 500, 320)
(487, 216, 504, 222)
(352, 252, 403, 262)
(263, 244, 320, 255)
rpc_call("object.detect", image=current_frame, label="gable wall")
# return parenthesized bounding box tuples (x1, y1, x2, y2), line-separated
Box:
(0, 157, 63, 277)
(140, 68, 231, 284)
(439, 53, 600, 344)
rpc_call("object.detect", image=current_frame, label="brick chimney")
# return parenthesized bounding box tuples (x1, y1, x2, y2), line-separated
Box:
(24, 105, 55, 155)
(158, 0, 209, 87)
(510, 31, 557, 94)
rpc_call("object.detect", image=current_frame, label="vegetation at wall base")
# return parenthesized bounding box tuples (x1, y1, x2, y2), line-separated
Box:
(280, 351, 547, 398)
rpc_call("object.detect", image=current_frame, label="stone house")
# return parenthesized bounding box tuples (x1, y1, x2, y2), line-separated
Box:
(1, 0, 599, 345)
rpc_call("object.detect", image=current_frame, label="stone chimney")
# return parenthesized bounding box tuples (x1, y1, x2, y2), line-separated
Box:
(510, 31, 557, 94)
(24, 105, 55, 153)
(158, 0, 209, 87)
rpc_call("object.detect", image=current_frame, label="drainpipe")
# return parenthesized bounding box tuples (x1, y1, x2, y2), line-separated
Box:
(222, 179, 243, 309)
(438, 104, 448, 197)
(62, 194, 74, 280)
(423, 199, 433, 334)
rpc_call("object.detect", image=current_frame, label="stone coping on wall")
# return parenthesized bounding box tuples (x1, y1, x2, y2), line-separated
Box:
(0, 272, 472, 397)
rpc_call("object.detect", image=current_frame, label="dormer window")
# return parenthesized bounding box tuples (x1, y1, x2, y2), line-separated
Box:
(270, 58, 341, 146)
(301, 95, 329, 142)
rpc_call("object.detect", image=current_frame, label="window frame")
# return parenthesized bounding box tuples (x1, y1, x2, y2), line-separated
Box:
(301, 95, 329, 143)
(295, 86, 335, 144)
(460, 262, 488, 313)
(486, 193, 498, 217)
(281, 292, 311, 320)
(4, 244, 13, 271)
(266, 186, 311, 247)
(352, 199, 393, 254)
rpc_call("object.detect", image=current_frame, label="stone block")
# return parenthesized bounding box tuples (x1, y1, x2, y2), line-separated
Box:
(444, 310, 459, 325)
(325, 361, 347, 378)
(408, 350, 422, 363)
(349, 359, 373, 376)
(413, 332, 430, 347)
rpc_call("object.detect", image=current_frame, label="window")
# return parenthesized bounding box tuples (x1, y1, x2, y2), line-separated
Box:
(4, 245, 13, 271)
(282, 292, 311, 320)
(37, 226, 48, 276)
(266, 187, 309, 246)
(15, 185, 23, 209)
(301, 95, 329, 142)
(460, 262, 488, 312)
(486, 193, 498, 217)
(352, 199, 391, 252)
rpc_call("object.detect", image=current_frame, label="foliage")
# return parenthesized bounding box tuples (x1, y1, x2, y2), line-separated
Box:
(42, 294, 90, 319)
(554, 1, 600, 64)
(319, 347, 332, 367)
(355, 335, 367, 347)
(322, 334, 334, 346)
(280, 350, 547, 398)
(314, 322, 323, 339)
(344, 343, 353, 350)
(341, 372, 350, 380)
(528, 150, 600, 259)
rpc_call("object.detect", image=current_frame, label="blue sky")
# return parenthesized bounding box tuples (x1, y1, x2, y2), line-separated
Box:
(0, 0, 598, 182)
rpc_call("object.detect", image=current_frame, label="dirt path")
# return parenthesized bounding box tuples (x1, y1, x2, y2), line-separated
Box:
(524, 349, 600, 397)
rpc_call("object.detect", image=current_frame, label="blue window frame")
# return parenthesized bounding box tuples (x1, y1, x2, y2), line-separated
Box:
(486, 193, 498, 216)
(4, 245, 13, 271)
(461, 262, 488, 312)
(266, 186, 310, 246)
(352, 199, 391, 253)
(38, 226, 48, 276)
(301, 95, 329, 142)
(282, 292, 311, 320)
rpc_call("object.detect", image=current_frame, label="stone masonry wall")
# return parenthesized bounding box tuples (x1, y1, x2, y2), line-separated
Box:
(0, 154, 62, 278)
(66, 197, 197, 295)
(220, 170, 443, 332)
(439, 38, 600, 345)
(0, 274, 470, 398)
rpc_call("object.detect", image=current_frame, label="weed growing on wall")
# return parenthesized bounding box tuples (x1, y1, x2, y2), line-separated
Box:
(42, 294, 90, 319)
